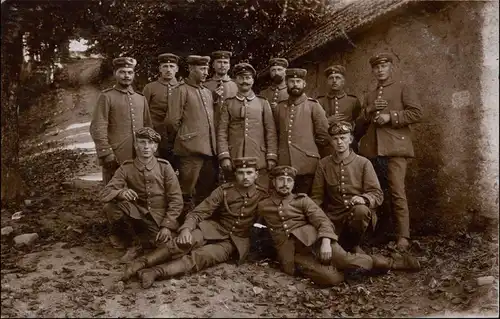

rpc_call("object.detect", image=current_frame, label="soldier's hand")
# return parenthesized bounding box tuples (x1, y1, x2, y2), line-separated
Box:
(220, 158, 233, 171)
(267, 159, 277, 170)
(374, 99, 388, 109)
(328, 114, 344, 125)
(351, 195, 367, 206)
(118, 189, 138, 201)
(176, 229, 192, 246)
(373, 113, 390, 125)
(156, 227, 172, 243)
(319, 238, 332, 263)
(103, 153, 118, 169)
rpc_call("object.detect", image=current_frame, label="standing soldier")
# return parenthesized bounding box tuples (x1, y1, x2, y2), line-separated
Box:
(204, 50, 238, 126)
(260, 58, 289, 114)
(142, 53, 181, 167)
(217, 62, 278, 188)
(311, 122, 383, 254)
(357, 53, 424, 251)
(165, 55, 218, 211)
(90, 57, 152, 185)
(317, 65, 361, 156)
(274, 68, 330, 194)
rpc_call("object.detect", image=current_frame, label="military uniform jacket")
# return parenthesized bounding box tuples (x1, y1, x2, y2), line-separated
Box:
(260, 83, 288, 113)
(317, 92, 361, 126)
(357, 80, 424, 158)
(310, 151, 383, 222)
(258, 193, 338, 269)
(100, 157, 183, 230)
(217, 91, 278, 169)
(274, 94, 331, 175)
(165, 78, 217, 157)
(142, 79, 180, 135)
(204, 76, 238, 127)
(90, 86, 153, 164)
(178, 183, 268, 261)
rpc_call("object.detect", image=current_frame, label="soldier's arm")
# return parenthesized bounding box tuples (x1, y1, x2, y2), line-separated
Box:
(178, 187, 224, 231)
(262, 99, 278, 162)
(360, 160, 384, 209)
(143, 95, 153, 127)
(352, 97, 362, 126)
(312, 102, 331, 146)
(302, 197, 338, 241)
(160, 163, 184, 230)
(216, 101, 231, 161)
(99, 166, 128, 201)
(165, 86, 186, 135)
(142, 83, 153, 105)
(90, 93, 113, 159)
(310, 162, 326, 208)
(389, 85, 424, 128)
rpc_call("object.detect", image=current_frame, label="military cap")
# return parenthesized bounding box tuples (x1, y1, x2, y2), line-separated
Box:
(233, 62, 256, 77)
(212, 50, 232, 60)
(270, 165, 297, 179)
(112, 57, 137, 69)
(135, 127, 161, 143)
(285, 68, 307, 79)
(369, 53, 393, 66)
(324, 65, 346, 77)
(269, 58, 289, 68)
(186, 55, 211, 66)
(233, 157, 258, 169)
(158, 53, 179, 64)
(329, 121, 353, 136)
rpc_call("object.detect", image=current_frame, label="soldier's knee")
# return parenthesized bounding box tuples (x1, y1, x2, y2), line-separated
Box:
(352, 205, 371, 220)
(103, 202, 123, 223)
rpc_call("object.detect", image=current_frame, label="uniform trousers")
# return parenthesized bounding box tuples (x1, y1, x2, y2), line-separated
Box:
(371, 156, 410, 239)
(102, 165, 119, 186)
(293, 174, 315, 195)
(326, 205, 375, 251)
(177, 155, 219, 205)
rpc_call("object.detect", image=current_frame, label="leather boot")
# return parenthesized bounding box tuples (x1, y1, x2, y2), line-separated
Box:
(121, 246, 173, 281)
(139, 258, 189, 289)
(390, 253, 421, 271)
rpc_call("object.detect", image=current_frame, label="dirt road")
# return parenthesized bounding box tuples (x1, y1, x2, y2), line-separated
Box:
(1, 58, 498, 318)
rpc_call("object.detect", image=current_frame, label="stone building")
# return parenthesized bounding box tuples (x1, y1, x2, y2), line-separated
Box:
(270, 0, 499, 235)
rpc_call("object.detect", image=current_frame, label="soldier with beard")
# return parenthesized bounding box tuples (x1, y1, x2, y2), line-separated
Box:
(274, 68, 330, 194)
(260, 58, 289, 114)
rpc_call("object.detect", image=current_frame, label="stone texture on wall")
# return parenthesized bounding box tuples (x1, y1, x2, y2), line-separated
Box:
(293, 1, 499, 235)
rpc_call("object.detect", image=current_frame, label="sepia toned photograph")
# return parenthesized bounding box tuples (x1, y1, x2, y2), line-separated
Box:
(1, 0, 498, 317)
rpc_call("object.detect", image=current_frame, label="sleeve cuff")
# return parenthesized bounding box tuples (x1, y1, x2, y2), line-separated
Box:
(390, 111, 402, 128)
(160, 218, 179, 230)
(266, 153, 278, 161)
(178, 218, 196, 232)
(218, 152, 230, 161)
(318, 233, 338, 242)
(97, 147, 113, 159)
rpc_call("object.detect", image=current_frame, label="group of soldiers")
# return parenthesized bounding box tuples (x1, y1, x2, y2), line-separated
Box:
(90, 50, 424, 288)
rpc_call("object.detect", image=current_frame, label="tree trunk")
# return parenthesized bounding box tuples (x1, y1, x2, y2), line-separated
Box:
(1, 4, 25, 207)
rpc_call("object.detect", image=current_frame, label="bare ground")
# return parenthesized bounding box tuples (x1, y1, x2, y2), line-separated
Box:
(1, 58, 498, 318)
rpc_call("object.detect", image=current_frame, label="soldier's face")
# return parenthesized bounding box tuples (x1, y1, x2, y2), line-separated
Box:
(270, 66, 286, 83)
(273, 175, 295, 196)
(286, 78, 306, 96)
(235, 74, 254, 92)
(159, 63, 178, 80)
(190, 65, 209, 82)
(235, 167, 258, 188)
(115, 67, 135, 86)
(327, 73, 345, 91)
(372, 62, 392, 81)
(134, 138, 158, 159)
(213, 59, 230, 75)
(331, 133, 353, 153)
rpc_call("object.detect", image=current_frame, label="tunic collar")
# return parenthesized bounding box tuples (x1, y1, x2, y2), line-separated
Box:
(113, 85, 135, 94)
(157, 78, 178, 87)
(234, 184, 257, 198)
(327, 91, 346, 99)
(331, 150, 357, 165)
(289, 93, 307, 105)
(271, 82, 287, 90)
(210, 74, 232, 82)
(270, 192, 293, 206)
(377, 78, 395, 88)
(134, 157, 158, 172)
(235, 91, 256, 101)
(185, 77, 204, 89)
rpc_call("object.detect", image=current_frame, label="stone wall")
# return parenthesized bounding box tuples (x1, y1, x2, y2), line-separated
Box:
(292, 1, 499, 235)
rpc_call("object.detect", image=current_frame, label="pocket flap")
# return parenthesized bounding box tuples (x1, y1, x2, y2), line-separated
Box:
(178, 131, 198, 141)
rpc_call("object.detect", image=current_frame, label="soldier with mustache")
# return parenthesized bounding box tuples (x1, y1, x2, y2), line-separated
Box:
(260, 58, 289, 114)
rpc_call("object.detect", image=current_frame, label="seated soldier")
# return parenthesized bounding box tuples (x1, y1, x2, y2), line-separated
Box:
(100, 127, 183, 261)
(122, 157, 268, 289)
(258, 165, 420, 287)
(311, 121, 383, 254)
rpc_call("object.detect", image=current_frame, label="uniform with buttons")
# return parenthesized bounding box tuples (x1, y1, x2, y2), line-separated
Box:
(90, 57, 153, 184)
(357, 53, 424, 240)
(260, 58, 289, 114)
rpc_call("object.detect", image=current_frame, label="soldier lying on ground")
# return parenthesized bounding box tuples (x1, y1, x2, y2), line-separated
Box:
(311, 122, 383, 255)
(121, 157, 268, 289)
(100, 127, 183, 262)
(258, 165, 421, 286)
